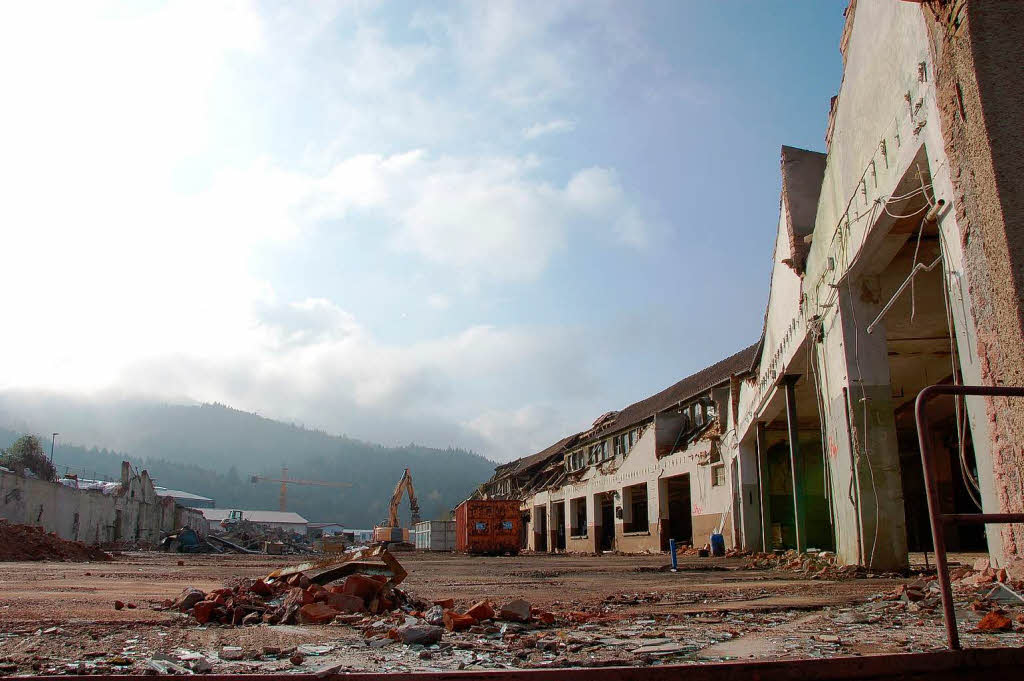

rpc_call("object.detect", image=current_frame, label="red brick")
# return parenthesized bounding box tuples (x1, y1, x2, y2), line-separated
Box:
(250, 580, 273, 598)
(325, 592, 366, 613)
(297, 603, 340, 625)
(432, 598, 455, 609)
(342, 575, 385, 602)
(976, 610, 1012, 632)
(284, 587, 313, 609)
(465, 601, 494, 621)
(443, 610, 475, 632)
(192, 601, 220, 624)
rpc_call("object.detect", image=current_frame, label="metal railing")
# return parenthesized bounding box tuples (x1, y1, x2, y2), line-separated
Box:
(914, 383, 1024, 650)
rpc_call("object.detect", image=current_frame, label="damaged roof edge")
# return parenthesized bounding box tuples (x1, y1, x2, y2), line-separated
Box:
(490, 342, 759, 484)
(780, 145, 827, 274)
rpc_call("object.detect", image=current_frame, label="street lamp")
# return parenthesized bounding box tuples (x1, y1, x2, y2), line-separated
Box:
(50, 432, 58, 465)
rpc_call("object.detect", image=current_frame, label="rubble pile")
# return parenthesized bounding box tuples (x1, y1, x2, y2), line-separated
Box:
(169, 547, 562, 642)
(0, 520, 111, 562)
(742, 550, 862, 579)
(209, 520, 315, 555)
(169, 571, 415, 627)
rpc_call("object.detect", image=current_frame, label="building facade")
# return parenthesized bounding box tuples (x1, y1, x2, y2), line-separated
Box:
(474, 1, 1024, 570)
(479, 346, 757, 555)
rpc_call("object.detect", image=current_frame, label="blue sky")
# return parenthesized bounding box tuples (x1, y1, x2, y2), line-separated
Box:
(0, 1, 847, 461)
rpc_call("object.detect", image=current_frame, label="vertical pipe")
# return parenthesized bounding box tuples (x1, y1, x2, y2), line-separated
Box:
(843, 387, 865, 566)
(783, 375, 807, 553)
(915, 386, 958, 650)
(755, 421, 770, 551)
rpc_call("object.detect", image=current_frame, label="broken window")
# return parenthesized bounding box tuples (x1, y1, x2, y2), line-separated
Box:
(589, 440, 609, 464)
(711, 464, 725, 487)
(623, 483, 649, 532)
(566, 449, 586, 472)
(570, 497, 587, 536)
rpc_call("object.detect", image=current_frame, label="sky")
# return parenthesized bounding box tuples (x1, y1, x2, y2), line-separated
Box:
(0, 1, 847, 462)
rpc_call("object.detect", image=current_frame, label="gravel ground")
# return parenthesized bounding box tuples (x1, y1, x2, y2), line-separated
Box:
(0, 550, 1020, 675)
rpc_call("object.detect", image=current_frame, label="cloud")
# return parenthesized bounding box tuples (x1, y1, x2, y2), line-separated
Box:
(103, 305, 598, 462)
(0, 1, 677, 464)
(523, 119, 577, 140)
(426, 294, 451, 310)
(195, 151, 652, 283)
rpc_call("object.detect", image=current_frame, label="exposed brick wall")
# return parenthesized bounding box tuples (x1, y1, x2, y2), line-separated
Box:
(923, 1, 1024, 557)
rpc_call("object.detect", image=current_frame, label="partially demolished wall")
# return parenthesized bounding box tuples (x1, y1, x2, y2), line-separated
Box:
(0, 462, 205, 545)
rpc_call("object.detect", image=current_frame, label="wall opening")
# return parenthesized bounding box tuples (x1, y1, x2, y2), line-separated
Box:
(662, 473, 692, 549)
(569, 496, 587, 537)
(623, 483, 649, 533)
(534, 505, 548, 552)
(596, 492, 615, 552)
(551, 501, 566, 551)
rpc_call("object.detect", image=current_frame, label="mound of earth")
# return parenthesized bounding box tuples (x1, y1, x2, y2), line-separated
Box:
(0, 520, 111, 562)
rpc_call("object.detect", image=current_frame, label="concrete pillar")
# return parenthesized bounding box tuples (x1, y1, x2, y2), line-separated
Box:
(546, 501, 557, 553)
(736, 434, 763, 551)
(756, 421, 771, 551)
(822, 278, 908, 570)
(782, 375, 807, 553)
(586, 493, 599, 554)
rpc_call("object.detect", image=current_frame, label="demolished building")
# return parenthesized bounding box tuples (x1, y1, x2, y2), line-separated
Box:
(475, 0, 1024, 570)
(0, 461, 206, 545)
(479, 345, 758, 555)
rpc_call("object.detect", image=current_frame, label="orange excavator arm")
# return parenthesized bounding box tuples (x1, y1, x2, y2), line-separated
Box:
(385, 468, 421, 527)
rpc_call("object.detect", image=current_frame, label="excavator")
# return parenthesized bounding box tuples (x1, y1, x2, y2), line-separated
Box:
(373, 467, 421, 545)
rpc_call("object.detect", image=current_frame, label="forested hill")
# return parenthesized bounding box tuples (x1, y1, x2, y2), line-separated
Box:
(0, 399, 496, 527)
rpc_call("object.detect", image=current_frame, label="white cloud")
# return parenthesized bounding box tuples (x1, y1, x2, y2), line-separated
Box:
(523, 119, 577, 140)
(426, 294, 451, 310)
(0, 1, 673, 463)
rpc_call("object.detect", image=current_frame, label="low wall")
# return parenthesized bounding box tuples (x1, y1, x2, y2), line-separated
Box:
(0, 463, 205, 545)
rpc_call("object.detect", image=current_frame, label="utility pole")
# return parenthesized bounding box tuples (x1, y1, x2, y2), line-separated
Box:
(50, 432, 59, 465)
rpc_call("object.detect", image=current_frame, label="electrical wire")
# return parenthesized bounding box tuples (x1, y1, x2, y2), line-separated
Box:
(845, 273, 881, 570)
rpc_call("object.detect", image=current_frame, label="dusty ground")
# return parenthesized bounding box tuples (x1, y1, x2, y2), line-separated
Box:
(0, 551, 1021, 675)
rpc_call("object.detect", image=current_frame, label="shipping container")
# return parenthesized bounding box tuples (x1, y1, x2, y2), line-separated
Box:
(454, 499, 522, 554)
(412, 520, 455, 551)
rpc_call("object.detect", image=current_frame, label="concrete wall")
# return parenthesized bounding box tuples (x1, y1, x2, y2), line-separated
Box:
(732, 0, 1024, 568)
(0, 465, 204, 545)
(921, 0, 1024, 561)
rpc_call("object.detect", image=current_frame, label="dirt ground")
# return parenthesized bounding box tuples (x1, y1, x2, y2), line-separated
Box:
(0, 551, 1021, 675)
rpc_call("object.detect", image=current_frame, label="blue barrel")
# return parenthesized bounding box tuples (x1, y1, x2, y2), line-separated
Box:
(710, 533, 726, 557)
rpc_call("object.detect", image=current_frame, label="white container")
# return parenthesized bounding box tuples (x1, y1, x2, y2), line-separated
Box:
(412, 520, 455, 551)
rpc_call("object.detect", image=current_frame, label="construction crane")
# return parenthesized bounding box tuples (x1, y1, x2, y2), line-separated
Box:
(373, 467, 420, 543)
(249, 466, 352, 512)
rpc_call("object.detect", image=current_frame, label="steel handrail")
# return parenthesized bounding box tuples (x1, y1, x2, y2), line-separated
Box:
(914, 383, 1024, 650)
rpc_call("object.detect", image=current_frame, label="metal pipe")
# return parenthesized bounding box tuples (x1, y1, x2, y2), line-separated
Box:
(866, 255, 943, 334)
(915, 383, 1024, 651)
(925, 198, 946, 222)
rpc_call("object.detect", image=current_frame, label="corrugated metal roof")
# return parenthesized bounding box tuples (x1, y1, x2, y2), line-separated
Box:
(154, 487, 214, 502)
(199, 508, 308, 524)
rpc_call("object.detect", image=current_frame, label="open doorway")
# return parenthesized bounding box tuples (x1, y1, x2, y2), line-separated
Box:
(534, 505, 548, 552)
(551, 501, 566, 551)
(662, 473, 692, 549)
(596, 492, 615, 552)
(872, 178, 987, 552)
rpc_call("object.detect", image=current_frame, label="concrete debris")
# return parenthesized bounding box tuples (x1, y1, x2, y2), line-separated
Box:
(499, 599, 532, 622)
